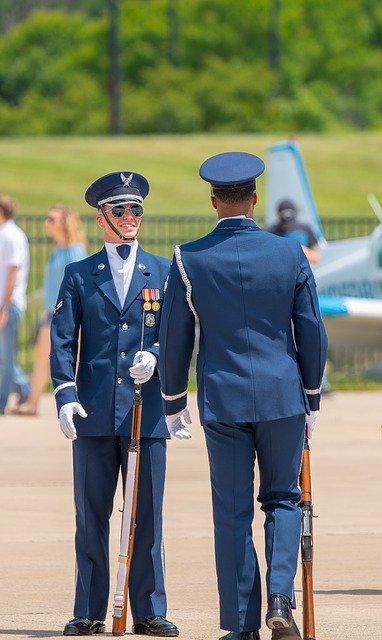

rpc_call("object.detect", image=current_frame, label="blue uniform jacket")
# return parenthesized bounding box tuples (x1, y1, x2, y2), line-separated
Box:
(159, 218, 328, 424)
(50, 246, 170, 438)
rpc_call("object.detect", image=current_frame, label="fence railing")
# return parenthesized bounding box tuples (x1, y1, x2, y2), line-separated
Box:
(15, 214, 380, 376)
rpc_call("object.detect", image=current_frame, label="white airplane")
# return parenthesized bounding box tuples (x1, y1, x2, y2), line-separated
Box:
(264, 139, 382, 366)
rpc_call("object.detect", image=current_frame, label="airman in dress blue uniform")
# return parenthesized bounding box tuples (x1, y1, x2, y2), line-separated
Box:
(159, 152, 328, 640)
(50, 171, 178, 637)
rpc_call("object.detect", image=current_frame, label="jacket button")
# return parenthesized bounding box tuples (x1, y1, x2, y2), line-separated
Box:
(120, 351, 126, 358)
(121, 323, 128, 331)
(117, 377, 123, 384)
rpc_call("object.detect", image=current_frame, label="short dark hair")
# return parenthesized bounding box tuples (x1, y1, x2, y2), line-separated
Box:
(212, 183, 255, 204)
(0, 194, 16, 219)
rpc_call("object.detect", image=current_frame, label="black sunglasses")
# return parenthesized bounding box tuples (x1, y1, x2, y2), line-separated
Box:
(107, 204, 144, 218)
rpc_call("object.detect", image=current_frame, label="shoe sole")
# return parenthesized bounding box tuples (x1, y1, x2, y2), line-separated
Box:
(266, 615, 292, 630)
(132, 627, 179, 637)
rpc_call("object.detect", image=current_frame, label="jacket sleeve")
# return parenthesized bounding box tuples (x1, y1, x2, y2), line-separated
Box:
(159, 254, 196, 415)
(292, 248, 328, 411)
(50, 265, 82, 414)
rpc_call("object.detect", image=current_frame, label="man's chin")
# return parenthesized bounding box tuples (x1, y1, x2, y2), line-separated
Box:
(119, 230, 139, 240)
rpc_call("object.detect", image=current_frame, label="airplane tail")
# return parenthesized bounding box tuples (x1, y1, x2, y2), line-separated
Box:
(265, 139, 325, 242)
(367, 193, 382, 225)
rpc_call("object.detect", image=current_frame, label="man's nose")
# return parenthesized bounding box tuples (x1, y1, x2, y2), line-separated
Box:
(121, 209, 135, 220)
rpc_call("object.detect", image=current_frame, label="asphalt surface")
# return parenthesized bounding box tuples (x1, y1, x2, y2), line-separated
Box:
(0, 391, 381, 639)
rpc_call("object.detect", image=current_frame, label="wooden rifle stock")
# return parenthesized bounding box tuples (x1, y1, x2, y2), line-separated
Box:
(300, 436, 316, 640)
(112, 385, 142, 636)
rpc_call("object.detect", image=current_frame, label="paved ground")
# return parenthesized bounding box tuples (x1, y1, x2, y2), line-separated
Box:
(0, 391, 381, 640)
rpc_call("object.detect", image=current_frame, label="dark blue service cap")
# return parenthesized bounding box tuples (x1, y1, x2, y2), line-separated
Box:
(199, 151, 265, 190)
(85, 171, 150, 208)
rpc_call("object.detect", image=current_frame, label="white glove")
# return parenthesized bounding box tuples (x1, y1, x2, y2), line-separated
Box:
(129, 351, 157, 384)
(305, 410, 319, 439)
(165, 406, 193, 439)
(59, 402, 88, 440)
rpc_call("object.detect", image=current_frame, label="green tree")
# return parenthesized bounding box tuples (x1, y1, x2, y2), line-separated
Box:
(0, 0, 381, 134)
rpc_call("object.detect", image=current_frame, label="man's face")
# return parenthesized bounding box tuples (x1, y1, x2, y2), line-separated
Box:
(96, 203, 142, 242)
(278, 209, 296, 223)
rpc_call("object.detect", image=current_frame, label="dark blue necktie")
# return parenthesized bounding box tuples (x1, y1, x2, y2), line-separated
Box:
(116, 244, 131, 260)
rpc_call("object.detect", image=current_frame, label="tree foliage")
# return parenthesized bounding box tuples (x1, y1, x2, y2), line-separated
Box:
(0, 0, 381, 134)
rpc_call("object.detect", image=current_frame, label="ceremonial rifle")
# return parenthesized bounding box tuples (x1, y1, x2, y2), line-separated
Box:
(112, 382, 142, 636)
(300, 435, 316, 640)
(112, 308, 146, 636)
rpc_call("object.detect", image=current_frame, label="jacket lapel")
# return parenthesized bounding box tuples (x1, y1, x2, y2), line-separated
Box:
(91, 247, 122, 312)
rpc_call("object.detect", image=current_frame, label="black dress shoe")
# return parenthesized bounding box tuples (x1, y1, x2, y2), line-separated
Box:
(266, 594, 294, 630)
(132, 616, 179, 637)
(219, 632, 260, 640)
(63, 617, 105, 636)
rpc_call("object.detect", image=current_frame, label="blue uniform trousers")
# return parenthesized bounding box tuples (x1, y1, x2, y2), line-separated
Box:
(203, 415, 305, 633)
(72, 436, 167, 623)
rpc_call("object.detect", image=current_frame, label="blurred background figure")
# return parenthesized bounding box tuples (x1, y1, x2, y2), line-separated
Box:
(266, 199, 320, 264)
(12, 205, 87, 416)
(266, 198, 332, 393)
(0, 194, 30, 415)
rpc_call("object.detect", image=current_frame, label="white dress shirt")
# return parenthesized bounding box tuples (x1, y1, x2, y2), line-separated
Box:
(216, 215, 247, 225)
(0, 219, 29, 311)
(105, 240, 138, 307)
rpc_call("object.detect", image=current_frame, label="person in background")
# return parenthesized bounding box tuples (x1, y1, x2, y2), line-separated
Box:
(266, 199, 332, 392)
(50, 171, 178, 637)
(12, 205, 87, 416)
(159, 152, 327, 640)
(266, 199, 320, 264)
(0, 194, 30, 415)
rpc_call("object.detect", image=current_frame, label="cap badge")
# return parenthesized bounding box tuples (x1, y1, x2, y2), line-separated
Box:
(120, 172, 133, 187)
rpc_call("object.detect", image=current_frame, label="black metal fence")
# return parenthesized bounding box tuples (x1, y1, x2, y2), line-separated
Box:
(16, 214, 380, 376)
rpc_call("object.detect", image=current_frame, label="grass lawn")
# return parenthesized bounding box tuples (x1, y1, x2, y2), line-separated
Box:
(4, 132, 382, 386)
(1, 132, 382, 219)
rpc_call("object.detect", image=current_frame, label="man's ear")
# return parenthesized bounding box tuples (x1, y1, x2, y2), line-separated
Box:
(211, 195, 218, 210)
(96, 212, 104, 229)
(253, 193, 258, 205)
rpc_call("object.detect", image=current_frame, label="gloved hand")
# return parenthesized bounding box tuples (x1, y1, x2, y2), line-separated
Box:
(59, 402, 88, 440)
(165, 406, 192, 439)
(129, 351, 157, 384)
(305, 410, 319, 439)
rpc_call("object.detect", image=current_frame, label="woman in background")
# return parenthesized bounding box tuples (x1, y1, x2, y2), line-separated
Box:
(12, 205, 87, 415)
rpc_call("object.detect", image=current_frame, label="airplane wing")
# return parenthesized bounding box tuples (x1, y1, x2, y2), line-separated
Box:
(319, 295, 382, 349)
(265, 139, 325, 241)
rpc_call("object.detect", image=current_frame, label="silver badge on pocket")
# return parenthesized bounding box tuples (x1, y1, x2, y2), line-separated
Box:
(144, 313, 155, 327)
